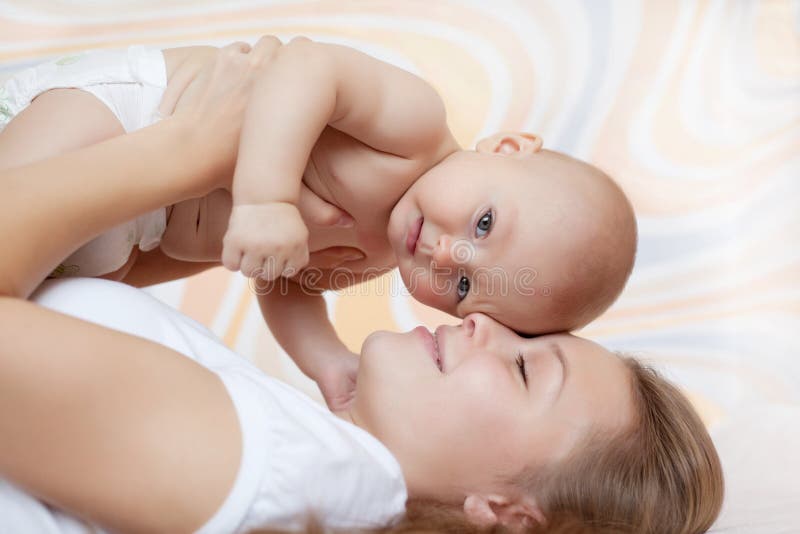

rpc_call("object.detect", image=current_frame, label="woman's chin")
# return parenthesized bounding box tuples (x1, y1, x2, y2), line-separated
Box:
(358, 331, 393, 375)
(361, 329, 394, 350)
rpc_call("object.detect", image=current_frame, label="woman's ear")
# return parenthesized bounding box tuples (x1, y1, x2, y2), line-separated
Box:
(475, 132, 543, 157)
(463, 493, 544, 531)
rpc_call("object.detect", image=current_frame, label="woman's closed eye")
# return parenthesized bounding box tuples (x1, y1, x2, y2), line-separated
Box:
(516, 352, 528, 386)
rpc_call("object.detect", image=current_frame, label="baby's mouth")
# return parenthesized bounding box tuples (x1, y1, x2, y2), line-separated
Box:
(406, 216, 424, 256)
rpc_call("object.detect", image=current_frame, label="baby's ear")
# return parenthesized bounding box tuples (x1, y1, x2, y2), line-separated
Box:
(476, 132, 543, 157)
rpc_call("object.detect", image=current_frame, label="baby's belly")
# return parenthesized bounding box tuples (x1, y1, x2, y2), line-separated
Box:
(160, 189, 231, 262)
(159, 188, 396, 275)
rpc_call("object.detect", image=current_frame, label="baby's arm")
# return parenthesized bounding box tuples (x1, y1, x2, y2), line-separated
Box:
(224, 37, 451, 280)
(257, 280, 358, 411)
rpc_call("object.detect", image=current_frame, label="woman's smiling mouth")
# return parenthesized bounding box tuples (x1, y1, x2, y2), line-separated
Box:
(414, 326, 443, 372)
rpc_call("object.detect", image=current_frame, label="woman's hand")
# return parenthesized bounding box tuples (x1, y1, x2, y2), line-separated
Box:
(170, 37, 353, 221)
(0, 39, 278, 299)
(170, 37, 282, 196)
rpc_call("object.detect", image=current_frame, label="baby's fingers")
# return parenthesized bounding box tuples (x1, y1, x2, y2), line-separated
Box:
(282, 246, 310, 279)
(259, 256, 286, 281)
(221, 242, 243, 273)
(239, 252, 268, 279)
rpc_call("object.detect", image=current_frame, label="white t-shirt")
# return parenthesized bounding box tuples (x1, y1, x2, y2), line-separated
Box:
(0, 278, 407, 533)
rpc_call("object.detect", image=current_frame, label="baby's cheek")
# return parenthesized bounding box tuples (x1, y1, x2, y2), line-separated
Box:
(405, 271, 456, 313)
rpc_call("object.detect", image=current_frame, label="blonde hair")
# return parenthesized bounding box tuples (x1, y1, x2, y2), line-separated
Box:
(525, 357, 722, 532)
(252, 357, 723, 534)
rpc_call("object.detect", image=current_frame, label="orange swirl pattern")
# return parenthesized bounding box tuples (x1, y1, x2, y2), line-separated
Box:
(1, 0, 797, 421)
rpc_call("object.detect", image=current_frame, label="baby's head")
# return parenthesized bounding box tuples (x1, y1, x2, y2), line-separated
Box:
(387, 132, 637, 334)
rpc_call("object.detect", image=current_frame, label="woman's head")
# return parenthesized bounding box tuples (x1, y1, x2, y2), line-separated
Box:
(348, 313, 633, 523)
(346, 314, 723, 532)
(501, 356, 724, 533)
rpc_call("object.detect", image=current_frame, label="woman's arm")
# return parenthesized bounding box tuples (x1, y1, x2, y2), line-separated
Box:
(0, 295, 241, 533)
(0, 42, 259, 299)
(0, 119, 206, 298)
(0, 43, 265, 530)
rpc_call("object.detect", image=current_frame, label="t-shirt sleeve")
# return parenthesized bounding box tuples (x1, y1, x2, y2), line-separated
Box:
(195, 372, 271, 534)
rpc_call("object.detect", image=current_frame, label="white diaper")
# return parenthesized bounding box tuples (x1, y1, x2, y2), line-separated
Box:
(1, 46, 170, 277)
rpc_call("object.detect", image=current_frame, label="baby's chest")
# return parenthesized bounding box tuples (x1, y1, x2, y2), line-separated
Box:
(308, 127, 423, 216)
(303, 128, 422, 260)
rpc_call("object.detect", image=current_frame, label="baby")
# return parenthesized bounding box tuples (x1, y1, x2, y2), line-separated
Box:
(0, 37, 637, 407)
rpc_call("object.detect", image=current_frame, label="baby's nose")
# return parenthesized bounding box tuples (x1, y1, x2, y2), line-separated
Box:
(431, 235, 456, 268)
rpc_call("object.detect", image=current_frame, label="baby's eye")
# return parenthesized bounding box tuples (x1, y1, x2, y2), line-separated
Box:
(475, 210, 493, 238)
(457, 276, 470, 301)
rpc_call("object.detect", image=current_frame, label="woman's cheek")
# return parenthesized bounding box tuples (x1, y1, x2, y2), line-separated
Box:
(456, 362, 516, 420)
(441, 391, 515, 462)
(464, 364, 506, 400)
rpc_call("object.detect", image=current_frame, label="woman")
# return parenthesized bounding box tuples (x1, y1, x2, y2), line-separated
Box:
(0, 46, 723, 532)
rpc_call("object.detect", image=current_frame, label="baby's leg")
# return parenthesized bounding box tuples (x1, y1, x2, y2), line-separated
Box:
(0, 88, 124, 171)
(0, 88, 133, 279)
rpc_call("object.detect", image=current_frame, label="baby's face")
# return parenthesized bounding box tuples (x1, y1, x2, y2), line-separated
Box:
(387, 148, 634, 334)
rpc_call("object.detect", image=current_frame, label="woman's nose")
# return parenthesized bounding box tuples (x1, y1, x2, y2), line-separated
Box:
(462, 313, 489, 344)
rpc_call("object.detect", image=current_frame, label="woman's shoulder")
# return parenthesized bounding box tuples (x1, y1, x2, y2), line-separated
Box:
(32, 278, 236, 371)
(32, 278, 171, 339)
(31, 278, 407, 531)
(221, 369, 407, 532)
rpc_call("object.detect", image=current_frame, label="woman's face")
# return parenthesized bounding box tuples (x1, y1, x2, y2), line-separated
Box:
(349, 314, 634, 500)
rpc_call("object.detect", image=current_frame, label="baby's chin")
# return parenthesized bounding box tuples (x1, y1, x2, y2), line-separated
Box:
(387, 188, 415, 229)
(386, 204, 411, 259)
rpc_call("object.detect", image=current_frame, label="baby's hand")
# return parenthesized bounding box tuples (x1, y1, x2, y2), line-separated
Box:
(222, 202, 309, 280)
(316, 349, 359, 412)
